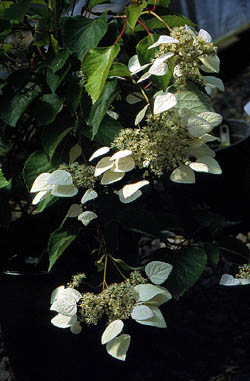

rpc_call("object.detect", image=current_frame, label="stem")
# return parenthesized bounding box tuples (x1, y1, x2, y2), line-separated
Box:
(219, 246, 250, 262)
(137, 19, 152, 37)
(142, 10, 172, 32)
(102, 253, 108, 291)
(115, 16, 127, 45)
(110, 256, 127, 281)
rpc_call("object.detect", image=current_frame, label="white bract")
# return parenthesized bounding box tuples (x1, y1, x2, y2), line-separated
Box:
(128, 55, 150, 75)
(78, 210, 98, 226)
(219, 274, 250, 286)
(30, 170, 78, 205)
(132, 283, 172, 328)
(148, 35, 179, 49)
(115, 180, 149, 203)
(106, 334, 131, 361)
(50, 286, 82, 334)
(154, 92, 177, 114)
(145, 261, 173, 285)
(94, 149, 135, 185)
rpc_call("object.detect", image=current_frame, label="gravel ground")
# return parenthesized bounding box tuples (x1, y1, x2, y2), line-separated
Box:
(1, 32, 250, 381)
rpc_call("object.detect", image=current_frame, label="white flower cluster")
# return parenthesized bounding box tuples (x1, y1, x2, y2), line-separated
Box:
(50, 261, 173, 361)
(100, 261, 173, 360)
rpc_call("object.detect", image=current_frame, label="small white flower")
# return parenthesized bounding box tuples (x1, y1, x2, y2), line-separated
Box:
(30, 170, 78, 205)
(198, 29, 212, 42)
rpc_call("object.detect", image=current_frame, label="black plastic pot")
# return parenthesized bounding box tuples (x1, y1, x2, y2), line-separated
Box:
(174, 120, 250, 221)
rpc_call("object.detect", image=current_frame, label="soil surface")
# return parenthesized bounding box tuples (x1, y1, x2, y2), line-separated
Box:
(1, 30, 250, 381)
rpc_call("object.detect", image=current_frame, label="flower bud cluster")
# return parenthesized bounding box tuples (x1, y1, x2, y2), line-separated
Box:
(236, 264, 250, 280)
(112, 111, 194, 177)
(79, 272, 147, 326)
(59, 162, 96, 189)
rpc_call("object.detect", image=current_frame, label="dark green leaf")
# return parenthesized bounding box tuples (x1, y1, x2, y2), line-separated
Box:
(61, 12, 108, 60)
(47, 61, 71, 92)
(41, 122, 73, 160)
(0, 0, 32, 20)
(85, 79, 118, 139)
(82, 44, 120, 103)
(112, 257, 143, 271)
(148, 0, 171, 7)
(36, 195, 58, 213)
(33, 94, 63, 126)
(0, 89, 39, 127)
(48, 50, 70, 72)
(0, 169, 9, 189)
(88, 0, 107, 9)
(23, 151, 52, 189)
(65, 82, 82, 113)
(126, 1, 147, 30)
(206, 243, 220, 267)
(136, 34, 159, 65)
(135, 14, 194, 31)
(165, 246, 207, 299)
(218, 237, 250, 265)
(82, 114, 122, 145)
(108, 62, 131, 77)
(48, 225, 80, 271)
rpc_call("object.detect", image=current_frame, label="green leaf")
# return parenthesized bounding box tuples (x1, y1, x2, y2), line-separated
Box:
(194, 210, 227, 235)
(85, 80, 118, 139)
(135, 14, 193, 31)
(23, 151, 52, 189)
(126, 1, 147, 30)
(136, 34, 159, 65)
(0, 89, 39, 127)
(174, 88, 213, 114)
(0, 0, 32, 20)
(36, 195, 58, 213)
(47, 61, 71, 92)
(65, 82, 82, 113)
(48, 50, 70, 72)
(41, 122, 73, 160)
(147, 0, 171, 7)
(112, 257, 143, 271)
(61, 12, 108, 61)
(82, 44, 120, 103)
(33, 94, 63, 126)
(218, 237, 250, 265)
(82, 114, 122, 145)
(165, 246, 207, 300)
(108, 62, 131, 77)
(206, 244, 220, 267)
(88, 0, 107, 9)
(48, 225, 80, 271)
(0, 169, 9, 189)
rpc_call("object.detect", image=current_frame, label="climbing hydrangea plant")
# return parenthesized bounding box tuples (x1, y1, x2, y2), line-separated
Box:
(0, 0, 231, 362)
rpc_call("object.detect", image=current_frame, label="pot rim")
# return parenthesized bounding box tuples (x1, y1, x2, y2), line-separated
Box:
(215, 119, 250, 152)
